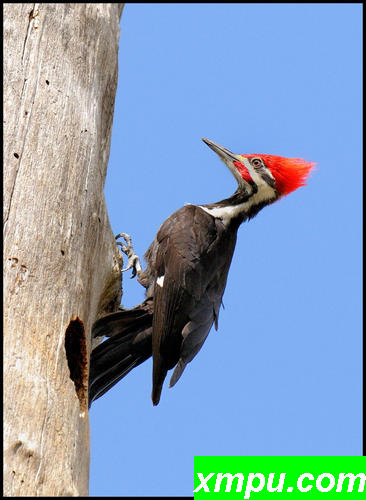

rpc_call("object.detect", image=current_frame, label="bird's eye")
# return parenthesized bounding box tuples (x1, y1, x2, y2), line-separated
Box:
(251, 158, 262, 168)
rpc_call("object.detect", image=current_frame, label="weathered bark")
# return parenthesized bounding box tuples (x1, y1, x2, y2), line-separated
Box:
(3, 3, 124, 496)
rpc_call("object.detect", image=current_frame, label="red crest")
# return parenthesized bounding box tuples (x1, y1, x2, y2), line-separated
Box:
(246, 154, 315, 196)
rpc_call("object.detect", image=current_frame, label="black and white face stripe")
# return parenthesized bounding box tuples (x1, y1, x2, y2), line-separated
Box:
(242, 156, 276, 189)
(200, 139, 279, 224)
(199, 156, 277, 225)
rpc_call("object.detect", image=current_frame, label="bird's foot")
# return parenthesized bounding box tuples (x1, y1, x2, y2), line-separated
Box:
(115, 233, 142, 279)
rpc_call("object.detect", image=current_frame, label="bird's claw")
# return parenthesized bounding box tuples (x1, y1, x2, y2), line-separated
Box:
(115, 233, 142, 279)
(122, 255, 139, 279)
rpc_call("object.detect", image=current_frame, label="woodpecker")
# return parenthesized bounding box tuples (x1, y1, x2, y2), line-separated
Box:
(89, 138, 314, 406)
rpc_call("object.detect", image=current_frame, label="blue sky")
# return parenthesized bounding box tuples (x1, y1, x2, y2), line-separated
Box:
(89, 4, 362, 496)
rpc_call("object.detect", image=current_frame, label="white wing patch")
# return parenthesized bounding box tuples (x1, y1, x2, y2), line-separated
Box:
(157, 275, 165, 288)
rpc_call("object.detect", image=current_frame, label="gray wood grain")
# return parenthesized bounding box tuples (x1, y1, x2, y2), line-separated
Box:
(3, 4, 124, 495)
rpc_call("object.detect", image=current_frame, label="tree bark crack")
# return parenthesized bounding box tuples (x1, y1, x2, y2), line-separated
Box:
(22, 4, 40, 64)
(4, 6, 43, 233)
(34, 375, 48, 493)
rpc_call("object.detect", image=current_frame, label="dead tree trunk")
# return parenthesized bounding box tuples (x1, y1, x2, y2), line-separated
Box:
(3, 4, 124, 496)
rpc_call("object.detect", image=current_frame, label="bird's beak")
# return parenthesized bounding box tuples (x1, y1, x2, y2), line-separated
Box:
(202, 138, 251, 187)
(202, 138, 238, 163)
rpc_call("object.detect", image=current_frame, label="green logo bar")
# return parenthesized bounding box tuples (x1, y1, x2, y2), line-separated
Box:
(194, 457, 365, 498)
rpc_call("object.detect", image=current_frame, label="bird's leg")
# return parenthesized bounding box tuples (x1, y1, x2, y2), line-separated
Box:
(115, 233, 144, 282)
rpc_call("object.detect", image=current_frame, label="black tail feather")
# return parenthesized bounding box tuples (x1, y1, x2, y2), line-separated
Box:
(89, 303, 153, 406)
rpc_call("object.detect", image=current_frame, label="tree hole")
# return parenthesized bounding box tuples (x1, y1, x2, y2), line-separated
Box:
(64, 318, 88, 411)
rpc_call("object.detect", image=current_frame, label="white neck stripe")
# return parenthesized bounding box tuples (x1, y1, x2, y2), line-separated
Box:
(199, 182, 276, 225)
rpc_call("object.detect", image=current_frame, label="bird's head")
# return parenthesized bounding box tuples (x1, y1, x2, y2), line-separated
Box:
(202, 138, 315, 204)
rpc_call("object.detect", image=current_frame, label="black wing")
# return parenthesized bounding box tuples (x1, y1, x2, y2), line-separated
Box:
(147, 204, 238, 404)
